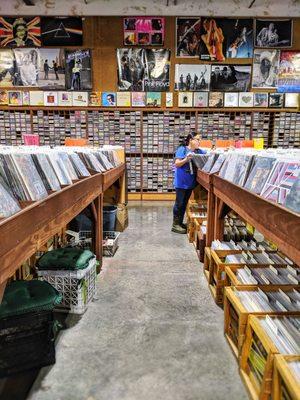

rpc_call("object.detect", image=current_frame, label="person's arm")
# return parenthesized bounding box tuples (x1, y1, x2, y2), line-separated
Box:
(174, 153, 193, 167)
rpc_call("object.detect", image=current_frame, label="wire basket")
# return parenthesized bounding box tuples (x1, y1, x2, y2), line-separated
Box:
(65, 230, 92, 250)
(103, 232, 120, 257)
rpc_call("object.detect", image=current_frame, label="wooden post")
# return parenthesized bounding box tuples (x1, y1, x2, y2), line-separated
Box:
(94, 193, 103, 269)
(0, 280, 6, 303)
(206, 182, 215, 246)
(214, 198, 224, 241)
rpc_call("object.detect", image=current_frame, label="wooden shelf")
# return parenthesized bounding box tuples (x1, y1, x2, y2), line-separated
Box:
(0, 164, 125, 287)
(197, 170, 211, 191)
(103, 164, 125, 192)
(212, 174, 300, 266)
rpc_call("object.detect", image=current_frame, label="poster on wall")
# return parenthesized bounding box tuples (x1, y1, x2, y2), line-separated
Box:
(198, 18, 253, 61)
(117, 48, 144, 91)
(210, 64, 251, 92)
(13, 48, 40, 86)
(65, 49, 92, 90)
(174, 64, 210, 91)
(176, 17, 202, 58)
(38, 49, 65, 89)
(254, 19, 293, 48)
(143, 49, 170, 92)
(252, 49, 279, 89)
(0, 50, 15, 86)
(0, 17, 41, 47)
(117, 48, 170, 92)
(278, 51, 300, 93)
(224, 18, 253, 59)
(41, 17, 83, 46)
(123, 17, 165, 46)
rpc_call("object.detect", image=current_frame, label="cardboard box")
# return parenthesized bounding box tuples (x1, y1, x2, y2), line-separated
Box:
(115, 204, 128, 232)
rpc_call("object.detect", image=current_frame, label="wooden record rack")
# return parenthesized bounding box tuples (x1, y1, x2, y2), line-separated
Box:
(0, 164, 125, 303)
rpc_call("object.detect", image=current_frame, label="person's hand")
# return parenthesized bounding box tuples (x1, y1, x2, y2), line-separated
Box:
(186, 153, 193, 161)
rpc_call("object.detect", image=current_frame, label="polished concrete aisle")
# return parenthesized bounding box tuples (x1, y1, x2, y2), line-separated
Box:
(29, 202, 247, 400)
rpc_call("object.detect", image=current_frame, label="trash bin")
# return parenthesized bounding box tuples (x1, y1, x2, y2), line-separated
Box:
(103, 205, 117, 231)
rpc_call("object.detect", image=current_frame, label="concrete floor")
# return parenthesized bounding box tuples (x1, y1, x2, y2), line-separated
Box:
(28, 202, 248, 400)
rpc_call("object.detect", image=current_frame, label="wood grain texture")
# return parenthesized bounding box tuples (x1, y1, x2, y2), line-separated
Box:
(103, 164, 125, 192)
(212, 175, 300, 265)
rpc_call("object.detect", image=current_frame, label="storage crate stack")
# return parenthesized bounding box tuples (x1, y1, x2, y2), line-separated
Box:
(203, 238, 300, 398)
(0, 280, 62, 378)
(186, 199, 207, 247)
(37, 248, 97, 315)
(239, 315, 300, 400)
(273, 355, 300, 400)
(207, 247, 298, 305)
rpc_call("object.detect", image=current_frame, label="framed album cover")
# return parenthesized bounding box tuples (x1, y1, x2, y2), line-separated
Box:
(176, 17, 201, 58)
(254, 19, 293, 48)
(199, 18, 253, 61)
(123, 17, 165, 46)
(0, 17, 41, 47)
(65, 49, 92, 91)
(38, 48, 65, 89)
(175, 64, 210, 91)
(252, 49, 279, 89)
(41, 17, 83, 46)
(210, 64, 251, 92)
(278, 51, 300, 92)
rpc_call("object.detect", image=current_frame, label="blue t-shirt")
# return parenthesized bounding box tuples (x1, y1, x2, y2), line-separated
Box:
(174, 146, 206, 189)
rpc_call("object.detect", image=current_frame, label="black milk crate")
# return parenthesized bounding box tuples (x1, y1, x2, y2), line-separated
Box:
(0, 310, 56, 377)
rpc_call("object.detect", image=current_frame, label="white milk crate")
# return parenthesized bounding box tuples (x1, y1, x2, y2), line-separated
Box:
(38, 257, 97, 315)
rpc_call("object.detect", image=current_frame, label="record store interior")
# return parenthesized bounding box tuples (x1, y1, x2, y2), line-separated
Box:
(0, 0, 300, 399)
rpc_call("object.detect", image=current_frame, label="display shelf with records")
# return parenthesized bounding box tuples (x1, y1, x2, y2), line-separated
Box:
(142, 155, 174, 193)
(0, 110, 32, 146)
(31, 110, 87, 146)
(142, 111, 196, 154)
(87, 110, 142, 153)
(272, 112, 300, 149)
(197, 112, 252, 142)
(224, 286, 300, 360)
(251, 112, 273, 148)
(240, 315, 300, 400)
(126, 154, 142, 193)
(273, 355, 300, 400)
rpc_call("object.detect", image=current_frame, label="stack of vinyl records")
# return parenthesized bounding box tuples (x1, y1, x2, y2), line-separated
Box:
(225, 251, 293, 265)
(195, 148, 300, 214)
(236, 265, 299, 285)
(211, 240, 276, 252)
(0, 145, 123, 220)
(259, 316, 300, 355)
(234, 288, 300, 312)
(191, 154, 210, 169)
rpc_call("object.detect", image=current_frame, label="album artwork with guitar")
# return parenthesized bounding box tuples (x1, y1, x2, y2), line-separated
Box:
(198, 18, 253, 61)
(255, 19, 293, 48)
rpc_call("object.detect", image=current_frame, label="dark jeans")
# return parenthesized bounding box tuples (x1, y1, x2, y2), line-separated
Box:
(173, 188, 193, 224)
